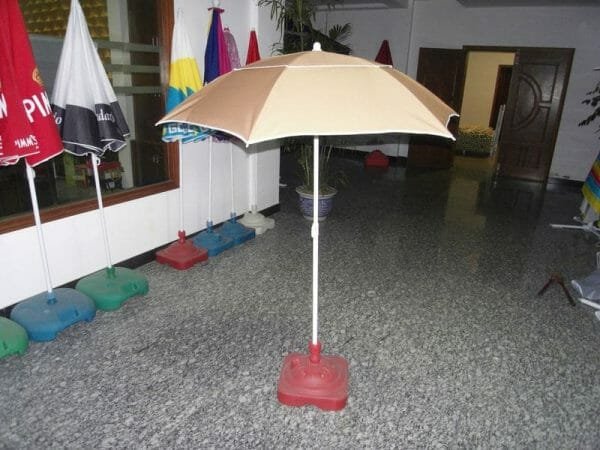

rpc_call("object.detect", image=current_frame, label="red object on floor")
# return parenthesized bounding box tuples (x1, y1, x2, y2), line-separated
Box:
(156, 230, 208, 270)
(365, 149, 389, 169)
(277, 341, 349, 411)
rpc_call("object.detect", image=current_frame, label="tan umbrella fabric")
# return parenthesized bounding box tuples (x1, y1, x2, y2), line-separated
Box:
(157, 47, 457, 145)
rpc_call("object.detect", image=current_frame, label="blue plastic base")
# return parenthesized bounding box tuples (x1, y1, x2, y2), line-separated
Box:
(193, 228, 234, 257)
(219, 219, 255, 246)
(0, 317, 28, 359)
(76, 267, 149, 312)
(10, 288, 96, 342)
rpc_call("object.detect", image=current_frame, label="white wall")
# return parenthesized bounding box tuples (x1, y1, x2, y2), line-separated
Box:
(0, 0, 280, 309)
(460, 51, 515, 128)
(317, 0, 600, 179)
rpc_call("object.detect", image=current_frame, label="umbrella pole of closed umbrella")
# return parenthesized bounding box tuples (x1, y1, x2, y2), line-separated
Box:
(156, 140, 209, 270)
(277, 136, 349, 411)
(238, 30, 275, 236)
(90, 154, 113, 269)
(217, 143, 255, 245)
(10, 164, 96, 342)
(192, 139, 234, 256)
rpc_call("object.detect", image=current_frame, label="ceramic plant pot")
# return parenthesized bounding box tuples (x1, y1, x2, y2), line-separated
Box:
(296, 186, 337, 221)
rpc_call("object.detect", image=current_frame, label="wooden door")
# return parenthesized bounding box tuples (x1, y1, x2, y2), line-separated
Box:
(407, 48, 466, 169)
(496, 48, 573, 182)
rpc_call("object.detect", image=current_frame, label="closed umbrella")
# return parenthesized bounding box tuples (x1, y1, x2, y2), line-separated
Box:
(51, 0, 148, 311)
(3, 0, 96, 342)
(218, 27, 255, 246)
(192, 2, 234, 257)
(158, 44, 457, 410)
(375, 39, 393, 66)
(238, 29, 276, 235)
(156, 8, 211, 270)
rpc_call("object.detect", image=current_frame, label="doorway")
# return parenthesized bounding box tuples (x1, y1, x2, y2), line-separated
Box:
(408, 46, 574, 183)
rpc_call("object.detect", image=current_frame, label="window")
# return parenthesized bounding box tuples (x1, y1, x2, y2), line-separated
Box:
(1, 0, 176, 233)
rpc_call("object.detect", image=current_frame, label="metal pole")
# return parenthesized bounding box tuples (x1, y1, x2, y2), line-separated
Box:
(312, 136, 320, 345)
(178, 141, 184, 231)
(229, 143, 235, 216)
(25, 163, 55, 301)
(208, 139, 213, 224)
(91, 153, 113, 268)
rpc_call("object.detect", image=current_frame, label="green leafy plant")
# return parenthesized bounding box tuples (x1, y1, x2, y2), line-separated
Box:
(257, 0, 350, 54)
(290, 139, 348, 195)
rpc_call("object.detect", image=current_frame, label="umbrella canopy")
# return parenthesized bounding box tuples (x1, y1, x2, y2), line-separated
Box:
(158, 47, 457, 145)
(157, 43, 457, 411)
(162, 9, 210, 144)
(0, 0, 62, 167)
(51, 0, 129, 157)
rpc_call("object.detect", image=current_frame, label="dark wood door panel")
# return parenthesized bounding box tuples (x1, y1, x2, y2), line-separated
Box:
(497, 48, 573, 182)
(408, 48, 465, 169)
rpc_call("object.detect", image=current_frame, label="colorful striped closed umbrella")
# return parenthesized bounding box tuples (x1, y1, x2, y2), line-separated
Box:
(156, 8, 211, 270)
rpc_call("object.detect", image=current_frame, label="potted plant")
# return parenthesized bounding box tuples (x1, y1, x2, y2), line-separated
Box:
(257, 0, 351, 54)
(291, 139, 347, 220)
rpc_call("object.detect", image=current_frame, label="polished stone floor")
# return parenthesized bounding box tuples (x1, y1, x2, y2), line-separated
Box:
(1, 154, 599, 448)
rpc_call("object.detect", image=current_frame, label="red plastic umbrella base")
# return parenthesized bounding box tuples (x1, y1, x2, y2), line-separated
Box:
(156, 236, 208, 270)
(277, 341, 349, 411)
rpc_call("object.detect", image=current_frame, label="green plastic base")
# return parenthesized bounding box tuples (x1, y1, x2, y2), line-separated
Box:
(0, 317, 28, 359)
(76, 267, 149, 311)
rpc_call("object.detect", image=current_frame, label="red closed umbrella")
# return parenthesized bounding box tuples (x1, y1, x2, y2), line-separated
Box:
(237, 28, 276, 235)
(246, 29, 261, 65)
(2, 0, 96, 342)
(375, 39, 393, 66)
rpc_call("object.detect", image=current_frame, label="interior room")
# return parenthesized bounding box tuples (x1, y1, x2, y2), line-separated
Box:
(1, 0, 600, 447)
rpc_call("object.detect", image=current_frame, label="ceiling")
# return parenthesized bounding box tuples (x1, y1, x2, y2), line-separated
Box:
(315, 0, 600, 9)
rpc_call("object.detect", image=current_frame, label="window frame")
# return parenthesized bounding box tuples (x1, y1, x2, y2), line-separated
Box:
(0, 0, 176, 235)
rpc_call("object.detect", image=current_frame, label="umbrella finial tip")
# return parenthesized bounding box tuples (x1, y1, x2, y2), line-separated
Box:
(312, 42, 322, 52)
(212, 0, 220, 7)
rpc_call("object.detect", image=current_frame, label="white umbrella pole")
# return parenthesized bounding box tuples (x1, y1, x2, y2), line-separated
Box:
(90, 154, 113, 268)
(229, 143, 235, 216)
(25, 163, 54, 300)
(207, 139, 213, 225)
(312, 136, 319, 345)
(178, 142, 185, 231)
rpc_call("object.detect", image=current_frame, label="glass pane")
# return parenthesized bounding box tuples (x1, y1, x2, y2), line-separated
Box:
(1, 0, 167, 221)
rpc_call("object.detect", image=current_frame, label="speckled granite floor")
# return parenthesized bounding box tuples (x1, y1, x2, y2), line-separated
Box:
(1, 155, 600, 449)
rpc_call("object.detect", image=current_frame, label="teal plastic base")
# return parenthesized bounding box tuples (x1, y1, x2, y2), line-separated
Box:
(76, 267, 149, 311)
(0, 317, 28, 359)
(10, 288, 96, 342)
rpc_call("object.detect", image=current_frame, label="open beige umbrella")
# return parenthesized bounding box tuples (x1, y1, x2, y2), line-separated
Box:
(157, 43, 457, 411)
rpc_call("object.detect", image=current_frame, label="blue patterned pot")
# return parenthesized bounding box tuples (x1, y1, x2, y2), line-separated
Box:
(296, 186, 337, 221)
